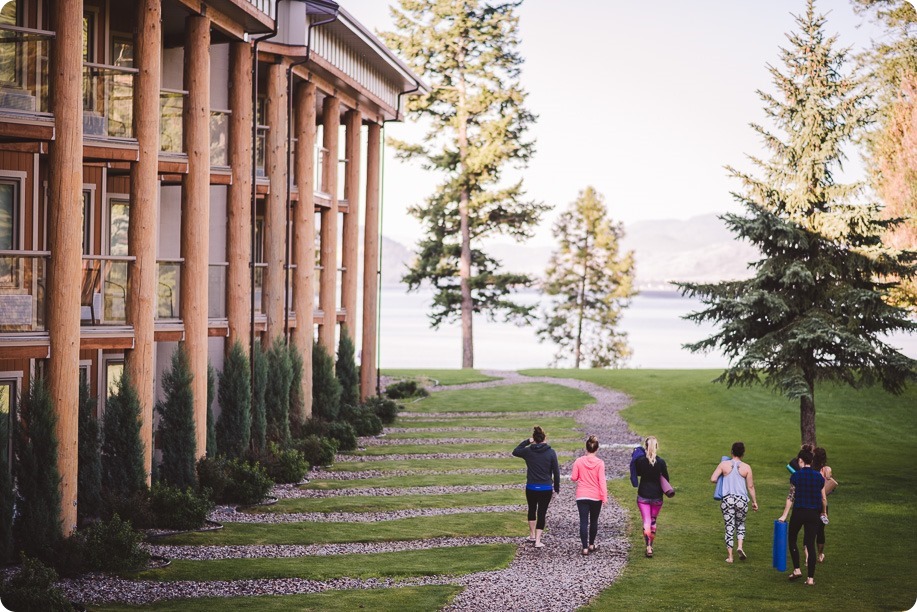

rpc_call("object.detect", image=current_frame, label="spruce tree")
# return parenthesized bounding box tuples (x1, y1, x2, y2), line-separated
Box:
(0, 386, 14, 564)
(13, 379, 61, 561)
(77, 378, 103, 525)
(206, 363, 217, 457)
(288, 342, 305, 438)
(538, 187, 636, 368)
(264, 336, 292, 447)
(312, 342, 341, 422)
(679, 0, 917, 446)
(250, 340, 268, 455)
(336, 327, 359, 409)
(383, 0, 548, 367)
(101, 371, 147, 499)
(156, 345, 197, 490)
(216, 341, 251, 459)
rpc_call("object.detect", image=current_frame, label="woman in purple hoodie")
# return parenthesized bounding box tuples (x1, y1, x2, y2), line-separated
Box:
(571, 435, 608, 556)
(512, 426, 560, 548)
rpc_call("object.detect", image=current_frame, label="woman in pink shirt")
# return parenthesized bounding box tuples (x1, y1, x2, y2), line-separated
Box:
(571, 435, 608, 556)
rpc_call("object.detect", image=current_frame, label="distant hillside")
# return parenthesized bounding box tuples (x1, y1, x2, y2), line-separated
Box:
(378, 214, 760, 289)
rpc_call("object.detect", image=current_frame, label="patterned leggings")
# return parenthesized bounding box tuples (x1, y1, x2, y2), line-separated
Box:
(720, 494, 749, 549)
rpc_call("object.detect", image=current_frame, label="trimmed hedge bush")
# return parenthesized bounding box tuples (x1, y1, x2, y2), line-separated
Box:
(365, 395, 402, 425)
(197, 457, 273, 506)
(384, 380, 429, 400)
(260, 443, 309, 484)
(0, 554, 73, 611)
(293, 435, 338, 468)
(149, 483, 214, 531)
(340, 403, 383, 437)
(60, 514, 149, 575)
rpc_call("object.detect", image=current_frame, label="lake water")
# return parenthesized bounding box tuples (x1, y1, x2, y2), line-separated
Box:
(373, 287, 917, 370)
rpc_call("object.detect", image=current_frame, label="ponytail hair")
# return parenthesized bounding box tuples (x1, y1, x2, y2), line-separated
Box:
(586, 436, 599, 453)
(644, 436, 658, 466)
(532, 426, 546, 443)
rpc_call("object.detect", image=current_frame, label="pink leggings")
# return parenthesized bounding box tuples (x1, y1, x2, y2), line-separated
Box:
(637, 498, 663, 545)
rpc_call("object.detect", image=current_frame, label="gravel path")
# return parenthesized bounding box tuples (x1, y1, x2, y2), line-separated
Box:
(59, 370, 640, 610)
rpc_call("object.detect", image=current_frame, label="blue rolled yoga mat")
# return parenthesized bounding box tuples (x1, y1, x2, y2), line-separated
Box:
(713, 455, 729, 500)
(772, 520, 788, 571)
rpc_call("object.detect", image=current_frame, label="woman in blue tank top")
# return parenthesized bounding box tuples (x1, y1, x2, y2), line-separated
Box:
(710, 442, 758, 563)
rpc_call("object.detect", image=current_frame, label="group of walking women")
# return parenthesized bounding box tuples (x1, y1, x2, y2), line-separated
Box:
(512, 428, 670, 558)
(512, 427, 835, 587)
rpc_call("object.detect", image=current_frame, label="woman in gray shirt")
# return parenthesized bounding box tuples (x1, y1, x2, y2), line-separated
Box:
(710, 441, 758, 563)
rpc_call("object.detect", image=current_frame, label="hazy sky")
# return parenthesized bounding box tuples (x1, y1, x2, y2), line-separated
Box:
(342, 0, 893, 248)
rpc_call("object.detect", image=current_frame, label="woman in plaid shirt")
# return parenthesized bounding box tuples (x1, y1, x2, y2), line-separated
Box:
(779, 447, 828, 585)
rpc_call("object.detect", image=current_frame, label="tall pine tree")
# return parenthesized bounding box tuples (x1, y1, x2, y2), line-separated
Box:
(538, 187, 636, 368)
(101, 371, 147, 499)
(336, 327, 359, 409)
(77, 378, 103, 524)
(679, 0, 917, 446)
(264, 336, 292, 448)
(156, 345, 197, 490)
(250, 341, 268, 455)
(382, 0, 548, 367)
(216, 341, 251, 459)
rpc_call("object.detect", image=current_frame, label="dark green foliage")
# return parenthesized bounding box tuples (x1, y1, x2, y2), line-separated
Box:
(679, 0, 917, 446)
(197, 457, 273, 505)
(325, 421, 357, 452)
(336, 328, 360, 409)
(61, 514, 149, 575)
(216, 341, 251, 460)
(538, 186, 636, 368)
(77, 379, 102, 525)
(260, 443, 309, 484)
(384, 380, 429, 400)
(293, 435, 338, 468)
(250, 341, 268, 455)
(206, 362, 217, 457)
(0, 452, 12, 565)
(101, 371, 147, 500)
(312, 342, 341, 421)
(383, 1, 548, 367)
(101, 489, 155, 530)
(365, 395, 402, 425)
(13, 379, 61, 563)
(288, 342, 305, 438)
(0, 554, 73, 611)
(264, 336, 292, 447)
(148, 483, 214, 530)
(156, 346, 197, 490)
(340, 403, 383, 437)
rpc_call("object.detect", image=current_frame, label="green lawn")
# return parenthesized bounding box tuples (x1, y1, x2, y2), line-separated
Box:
(91, 585, 462, 612)
(347, 440, 580, 456)
(404, 382, 592, 414)
(159, 512, 526, 546)
(393, 415, 578, 431)
(522, 369, 917, 611)
(302, 472, 525, 490)
(383, 368, 500, 386)
(248, 489, 522, 514)
(383, 429, 580, 441)
(130, 544, 515, 582)
(325, 457, 525, 473)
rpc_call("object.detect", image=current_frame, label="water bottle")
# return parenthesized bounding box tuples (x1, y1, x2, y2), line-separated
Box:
(820, 514, 829, 525)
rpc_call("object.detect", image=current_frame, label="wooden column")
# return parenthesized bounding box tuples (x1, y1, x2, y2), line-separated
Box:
(318, 95, 339, 351)
(226, 42, 253, 353)
(292, 81, 316, 417)
(180, 15, 210, 459)
(263, 62, 288, 342)
(47, 0, 83, 537)
(127, 0, 161, 484)
(341, 109, 361, 334)
(360, 123, 381, 401)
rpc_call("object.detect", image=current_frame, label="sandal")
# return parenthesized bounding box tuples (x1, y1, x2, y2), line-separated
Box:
(645, 547, 653, 558)
(582, 548, 589, 556)
(788, 572, 803, 581)
(589, 544, 598, 552)
(738, 549, 747, 561)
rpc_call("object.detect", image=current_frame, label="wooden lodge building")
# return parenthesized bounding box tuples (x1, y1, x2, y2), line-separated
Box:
(0, 0, 425, 534)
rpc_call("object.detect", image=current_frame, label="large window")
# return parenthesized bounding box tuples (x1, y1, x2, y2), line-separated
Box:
(105, 359, 123, 398)
(0, 180, 19, 288)
(108, 198, 129, 256)
(0, 377, 18, 472)
(82, 189, 92, 255)
(0, 0, 20, 87)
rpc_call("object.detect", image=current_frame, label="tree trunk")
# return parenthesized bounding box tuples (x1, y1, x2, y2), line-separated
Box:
(800, 391, 816, 448)
(574, 234, 589, 369)
(457, 41, 473, 369)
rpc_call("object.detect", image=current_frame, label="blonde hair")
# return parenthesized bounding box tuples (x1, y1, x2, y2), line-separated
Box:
(644, 436, 658, 466)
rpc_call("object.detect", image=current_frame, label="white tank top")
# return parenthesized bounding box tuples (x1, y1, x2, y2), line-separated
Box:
(721, 459, 748, 499)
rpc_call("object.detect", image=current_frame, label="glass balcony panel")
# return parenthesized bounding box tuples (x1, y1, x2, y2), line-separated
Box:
(83, 63, 137, 139)
(314, 266, 321, 309)
(255, 126, 267, 177)
(315, 146, 328, 194)
(208, 263, 227, 319)
(156, 260, 181, 320)
(253, 263, 266, 315)
(210, 110, 229, 166)
(103, 260, 130, 323)
(0, 26, 51, 115)
(337, 159, 347, 201)
(82, 257, 132, 325)
(0, 251, 47, 332)
(160, 90, 185, 154)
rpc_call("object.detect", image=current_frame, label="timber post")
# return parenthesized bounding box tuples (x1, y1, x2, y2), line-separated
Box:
(318, 95, 340, 352)
(360, 122, 382, 401)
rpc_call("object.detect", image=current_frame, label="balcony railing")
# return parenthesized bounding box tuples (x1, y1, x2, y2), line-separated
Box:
(160, 89, 186, 154)
(210, 109, 230, 167)
(0, 250, 47, 333)
(246, 0, 275, 19)
(209, 262, 227, 319)
(83, 62, 137, 139)
(0, 25, 52, 116)
(156, 259, 181, 320)
(81, 255, 134, 325)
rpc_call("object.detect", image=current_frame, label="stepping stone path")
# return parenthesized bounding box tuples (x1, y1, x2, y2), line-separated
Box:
(59, 370, 642, 610)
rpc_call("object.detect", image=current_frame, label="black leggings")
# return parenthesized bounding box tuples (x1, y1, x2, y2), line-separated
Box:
(789, 508, 820, 578)
(576, 499, 602, 548)
(526, 488, 553, 530)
